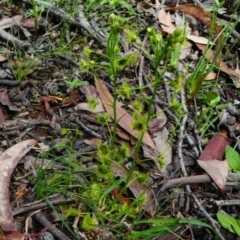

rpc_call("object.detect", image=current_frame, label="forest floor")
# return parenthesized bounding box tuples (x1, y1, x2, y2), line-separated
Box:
(0, 0, 240, 239)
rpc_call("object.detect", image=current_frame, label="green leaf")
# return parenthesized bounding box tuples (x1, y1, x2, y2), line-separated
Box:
(64, 79, 87, 90)
(204, 92, 220, 107)
(217, 213, 240, 236)
(225, 146, 240, 171)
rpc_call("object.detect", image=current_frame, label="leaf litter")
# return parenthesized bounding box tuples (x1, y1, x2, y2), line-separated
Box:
(0, 0, 239, 239)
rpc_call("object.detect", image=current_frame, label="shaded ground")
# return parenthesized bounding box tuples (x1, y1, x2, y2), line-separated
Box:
(0, 0, 240, 239)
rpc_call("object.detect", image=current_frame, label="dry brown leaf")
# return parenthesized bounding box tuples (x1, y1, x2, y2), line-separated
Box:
(167, 4, 211, 25)
(0, 15, 23, 30)
(0, 89, 18, 111)
(197, 160, 228, 194)
(204, 72, 217, 81)
(0, 54, 6, 62)
(137, 1, 155, 13)
(0, 108, 5, 124)
(186, 34, 208, 44)
(95, 78, 156, 149)
(75, 84, 105, 113)
(0, 230, 24, 240)
(153, 128, 172, 171)
(83, 138, 101, 145)
(0, 139, 37, 231)
(148, 107, 167, 133)
(158, 9, 176, 33)
(115, 128, 131, 141)
(21, 18, 35, 28)
(167, 4, 222, 36)
(196, 43, 240, 87)
(75, 102, 105, 113)
(199, 129, 231, 161)
(158, 8, 209, 44)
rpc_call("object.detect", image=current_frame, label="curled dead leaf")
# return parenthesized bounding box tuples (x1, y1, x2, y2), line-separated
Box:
(0, 139, 37, 231)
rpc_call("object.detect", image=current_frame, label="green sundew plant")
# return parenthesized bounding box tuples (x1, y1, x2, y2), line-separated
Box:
(44, 197, 81, 239)
(97, 16, 188, 225)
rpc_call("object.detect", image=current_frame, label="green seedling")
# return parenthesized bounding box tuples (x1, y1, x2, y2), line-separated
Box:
(64, 78, 87, 90)
(11, 56, 42, 81)
(26, 0, 44, 29)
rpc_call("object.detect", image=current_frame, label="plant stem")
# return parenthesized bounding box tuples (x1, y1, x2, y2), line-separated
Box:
(107, 30, 119, 148)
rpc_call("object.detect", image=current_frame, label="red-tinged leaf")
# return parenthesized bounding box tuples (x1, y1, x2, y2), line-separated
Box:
(112, 163, 156, 216)
(166, 4, 211, 26)
(0, 139, 37, 231)
(167, 4, 223, 36)
(197, 160, 228, 194)
(0, 90, 18, 111)
(0, 108, 5, 124)
(39, 96, 52, 111)
(14, 187, 28, 202)
(111, 188, 131, 205)
(95, 78, 156, 149)
(199, 129, 231, 161)
(0, 230, 24, 240)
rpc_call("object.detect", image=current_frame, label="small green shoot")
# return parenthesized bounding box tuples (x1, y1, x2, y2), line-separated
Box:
(196, 91, 228, 136)
(64, 78, 87, 90)
(26, 0, 44, 29)
(11, 56, 42, 81)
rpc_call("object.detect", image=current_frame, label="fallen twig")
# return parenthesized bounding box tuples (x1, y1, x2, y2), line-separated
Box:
(13, 196, 75, 216)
